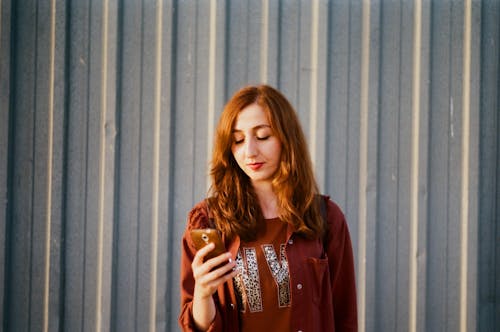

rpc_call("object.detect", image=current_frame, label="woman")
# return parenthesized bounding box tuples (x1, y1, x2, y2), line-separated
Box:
(179, 85, 357, 331)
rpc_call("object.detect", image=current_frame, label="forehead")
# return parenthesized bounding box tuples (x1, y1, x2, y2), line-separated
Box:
(233, 103, 270, 130)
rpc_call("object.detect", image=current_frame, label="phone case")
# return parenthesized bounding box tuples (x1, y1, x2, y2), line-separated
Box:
(190, 228, 226, 260)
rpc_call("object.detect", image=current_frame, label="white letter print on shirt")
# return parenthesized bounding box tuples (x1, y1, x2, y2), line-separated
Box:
(262, 244, 291, 308)
(234, 248, 263, 312)
(233, 244, 291, 313)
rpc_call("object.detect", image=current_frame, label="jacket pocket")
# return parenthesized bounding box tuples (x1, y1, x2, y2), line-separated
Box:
(306, 257, 330, 305)
(302, 257, 335, 331)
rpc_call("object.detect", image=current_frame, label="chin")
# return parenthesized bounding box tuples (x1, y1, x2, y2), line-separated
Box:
(249, 176, 273, 184)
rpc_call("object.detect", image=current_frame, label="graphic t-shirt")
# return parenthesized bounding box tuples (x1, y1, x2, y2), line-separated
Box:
(233, 218, 292, 331)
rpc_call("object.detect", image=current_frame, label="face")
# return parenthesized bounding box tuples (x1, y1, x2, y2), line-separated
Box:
(231, 103, 282, 187)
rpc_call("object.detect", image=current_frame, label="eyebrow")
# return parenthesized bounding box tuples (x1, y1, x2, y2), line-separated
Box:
(232, 124, 271, 133)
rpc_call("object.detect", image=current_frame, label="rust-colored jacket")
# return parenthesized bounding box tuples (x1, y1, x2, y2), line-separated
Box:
(179, 196, 358, 331)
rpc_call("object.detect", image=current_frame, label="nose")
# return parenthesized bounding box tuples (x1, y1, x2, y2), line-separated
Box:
(244, 137, 258, 157)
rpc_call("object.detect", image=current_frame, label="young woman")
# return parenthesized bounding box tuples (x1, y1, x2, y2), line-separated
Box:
(179, 85, 357, 331)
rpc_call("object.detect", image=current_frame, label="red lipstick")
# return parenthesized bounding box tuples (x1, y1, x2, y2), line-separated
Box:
(248, 163, 264, 170)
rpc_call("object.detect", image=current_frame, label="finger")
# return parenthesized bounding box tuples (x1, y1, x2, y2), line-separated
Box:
(209, 257, 237, 278)
(195, 256, 235, 284)
(201, 259, 237, 290)
(210, 266, 239, 286)
(199, 264, 238, 295)
(204, 252, 233, 271)
(193, 242, 215, 265)
(193, 252, 231, 280)
(194, 267, 238, 299)
(194, 260, 239, 299)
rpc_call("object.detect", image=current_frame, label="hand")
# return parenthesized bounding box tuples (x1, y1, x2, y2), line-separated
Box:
(191, 243, 238, 330)
(192, 243, 238, 299)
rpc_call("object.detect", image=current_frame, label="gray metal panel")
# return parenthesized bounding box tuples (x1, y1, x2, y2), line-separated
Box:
(2, 0, 499, 331)
(478, 0, 500, 330)
(9, 1, 49, 330)
(65, 0, 118, 331)
(376, 1, 414, 329)
(0, 0, 12, 329)
(428, 1, 473, 330)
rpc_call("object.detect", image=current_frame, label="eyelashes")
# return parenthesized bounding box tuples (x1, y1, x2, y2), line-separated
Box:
(233, 136, 270, 145)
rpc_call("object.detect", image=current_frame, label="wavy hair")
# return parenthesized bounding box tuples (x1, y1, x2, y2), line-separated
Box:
(208, 85, 323, 241)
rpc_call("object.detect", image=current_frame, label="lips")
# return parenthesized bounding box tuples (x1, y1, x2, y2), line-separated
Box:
(247, 162, 264, 170)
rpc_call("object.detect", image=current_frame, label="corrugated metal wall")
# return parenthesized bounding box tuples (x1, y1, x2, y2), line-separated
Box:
(1, 0, 499, 331)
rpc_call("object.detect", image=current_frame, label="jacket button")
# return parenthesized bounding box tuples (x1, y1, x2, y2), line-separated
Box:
(230, 303, 235, 309)
(297, 283, 303, 290)
(288, 239, 293, 244)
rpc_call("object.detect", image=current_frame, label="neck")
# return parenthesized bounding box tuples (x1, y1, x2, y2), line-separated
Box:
(252, 182, 279, 219)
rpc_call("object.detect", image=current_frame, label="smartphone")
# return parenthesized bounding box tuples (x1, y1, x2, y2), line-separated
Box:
(190, 228, 226, 261)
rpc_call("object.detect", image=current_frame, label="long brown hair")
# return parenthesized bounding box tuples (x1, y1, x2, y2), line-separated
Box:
(208, 85, 323, 241)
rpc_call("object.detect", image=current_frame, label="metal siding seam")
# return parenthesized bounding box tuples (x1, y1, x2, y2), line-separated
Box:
(96, 0, 109, 329)
(0, 0, 9, 326)
(43, 0, 57, 330)
(207, 0, 217, 191)
(358, 1, 371, 330)
(149, 1, 164, 330)
(309, 0, 319, 166)
(409, 1, 421, 331)
(260, 0, 269, 83)
(460, 0, 472, 331)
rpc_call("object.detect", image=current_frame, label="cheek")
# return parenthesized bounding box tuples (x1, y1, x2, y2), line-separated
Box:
(271, 143, 282, 159)
(276, 145, 282, 156)
(231, 146, 243, 163)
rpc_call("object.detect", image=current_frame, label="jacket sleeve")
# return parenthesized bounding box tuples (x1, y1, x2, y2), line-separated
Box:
(178, 202, 224, 332)
(324, 198, 358, 331)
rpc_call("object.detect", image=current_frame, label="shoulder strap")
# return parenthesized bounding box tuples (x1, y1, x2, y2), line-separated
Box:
(319, 195, 327, 221)
(317, 195, 329, 249)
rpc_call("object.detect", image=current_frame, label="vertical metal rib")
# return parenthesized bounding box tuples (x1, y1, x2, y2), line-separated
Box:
(96, 1, 110, 330)
(358, 1, 371, 330)
(309, 0, 319, 165)
(409, 1, 422, 331)
(43, 0, 57, 330)
(149, 1, 164, 330)
(207, 0, 217, 191)
(460, 1, 472, 331)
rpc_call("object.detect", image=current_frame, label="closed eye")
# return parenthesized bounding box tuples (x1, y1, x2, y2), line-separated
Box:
(257, 136, 270, 141)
